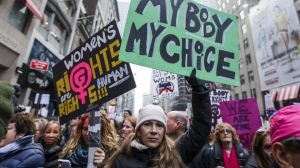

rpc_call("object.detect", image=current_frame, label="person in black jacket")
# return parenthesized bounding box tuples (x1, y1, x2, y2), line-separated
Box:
(0, 113, 45, 167)
(105, 70, 211, 168)
(190, 122, 249, 168)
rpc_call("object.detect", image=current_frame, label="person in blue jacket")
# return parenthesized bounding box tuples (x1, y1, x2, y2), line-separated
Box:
(0, 113, 45, 167)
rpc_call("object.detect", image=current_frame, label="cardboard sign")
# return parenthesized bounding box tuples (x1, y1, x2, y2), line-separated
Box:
(220, 98, 262, 149)
(120, 0, 240, 86)
(151, 70, 179, 98)
(210, 89, 230, 128)
(53, 21, 136, 124)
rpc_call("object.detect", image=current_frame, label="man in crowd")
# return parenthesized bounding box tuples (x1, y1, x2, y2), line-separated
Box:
(270, 104, 300, 168)
(0, 113, 45, 167)
(167, 111, 188, 140)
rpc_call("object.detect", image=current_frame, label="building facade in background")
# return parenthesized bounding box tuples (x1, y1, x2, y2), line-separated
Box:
(0, 0, 120, 117)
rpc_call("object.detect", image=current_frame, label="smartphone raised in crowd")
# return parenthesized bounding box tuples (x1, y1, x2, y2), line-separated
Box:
(58, 159, 71, 168)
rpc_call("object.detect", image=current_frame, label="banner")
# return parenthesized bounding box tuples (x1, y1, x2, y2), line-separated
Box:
(210, 89, 230, 128)
(151, 70, 179, 98)
(249, 0, 300, 91)
(220, 98, 262, 149)
(120, 0, 240, 86)
(53, 20, 136, 124)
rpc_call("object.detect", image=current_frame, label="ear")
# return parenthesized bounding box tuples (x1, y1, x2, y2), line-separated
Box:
(272, 142, 291, 168)
(175, 121, 182, 130)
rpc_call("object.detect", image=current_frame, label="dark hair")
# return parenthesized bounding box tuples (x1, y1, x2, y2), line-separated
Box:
(281, 137, 300, 153)
(252, 128, 272, 168)
(124, 110, 132, 116)
(10, 113, 35, 136)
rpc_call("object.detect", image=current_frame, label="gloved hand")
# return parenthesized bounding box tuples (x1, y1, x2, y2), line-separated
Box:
(185, 68, 209, 93)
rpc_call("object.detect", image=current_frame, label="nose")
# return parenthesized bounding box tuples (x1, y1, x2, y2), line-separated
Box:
(150, 124, 158, 133)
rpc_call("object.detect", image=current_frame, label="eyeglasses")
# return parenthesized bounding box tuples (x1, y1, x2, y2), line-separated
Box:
(219, 129, 231, 134)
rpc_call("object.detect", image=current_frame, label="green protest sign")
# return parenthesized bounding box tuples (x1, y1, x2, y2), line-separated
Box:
(120, 0, 240, 86)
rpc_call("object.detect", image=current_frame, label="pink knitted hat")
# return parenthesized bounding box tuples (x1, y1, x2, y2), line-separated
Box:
(270, 104, 300, 144)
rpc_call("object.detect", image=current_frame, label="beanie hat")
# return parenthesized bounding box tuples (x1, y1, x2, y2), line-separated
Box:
(270, 104, 300, 144)
(0, 81, 14, 139)
(136, 104, 167, 130)
(13, 84, 21, 93)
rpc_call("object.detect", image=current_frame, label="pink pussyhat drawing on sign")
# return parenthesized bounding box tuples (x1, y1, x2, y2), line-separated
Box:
(70, 62, 92, 104)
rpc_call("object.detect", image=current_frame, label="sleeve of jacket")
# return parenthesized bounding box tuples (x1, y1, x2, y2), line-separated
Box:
(176, 89, 211, 164)
(18, 148, 46, 168)
(188, 144, 213, 168)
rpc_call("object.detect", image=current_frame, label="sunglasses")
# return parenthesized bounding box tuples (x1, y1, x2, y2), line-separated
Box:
(219, 129, 231, 134)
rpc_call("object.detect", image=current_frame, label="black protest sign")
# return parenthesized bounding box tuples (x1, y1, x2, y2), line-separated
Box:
(53, 20, 136, 124)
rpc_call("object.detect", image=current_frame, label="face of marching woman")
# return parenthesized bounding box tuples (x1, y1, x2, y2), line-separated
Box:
(121, 119, 134, 139)
(43, 123, 60, 146)
(138, 120, 165, 148)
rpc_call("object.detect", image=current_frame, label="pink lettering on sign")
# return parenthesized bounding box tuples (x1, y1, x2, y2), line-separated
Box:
(70, 62, 92, 104)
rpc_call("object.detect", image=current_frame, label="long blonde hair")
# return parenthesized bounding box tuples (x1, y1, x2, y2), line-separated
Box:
(60, 112, 119, 158)
(105, 133, 185, 168)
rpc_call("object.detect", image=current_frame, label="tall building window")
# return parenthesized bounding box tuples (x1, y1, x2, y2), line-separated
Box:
(234, 93, 239, 100)
(248, 70, 254, 82)
(243, 38, 249, 49)
(240, 10, 245, 20)
(240, 75, 245, 85)
(8, 1, 32, 32)
(250, 88, 257, 98)
(242, 91, 247, 99)
(242, 24, 247, 34)
(246, 54, 251, 65)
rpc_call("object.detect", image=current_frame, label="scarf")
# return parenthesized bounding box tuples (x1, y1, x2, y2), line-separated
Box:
(222, 147, 240, 168)
(0, 135, 33, 161)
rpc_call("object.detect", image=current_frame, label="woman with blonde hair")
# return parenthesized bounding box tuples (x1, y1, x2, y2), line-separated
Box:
(105, 73, 212, 168)
(190, 122, 249, 168)
(60, 112, 119, 167)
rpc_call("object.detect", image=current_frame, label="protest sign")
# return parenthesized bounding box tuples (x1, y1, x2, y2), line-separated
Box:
(53, 20, 136, 124)
(210, 89, 230, 128)
(151, 70, 179, 98)
(220, 98, 262, 149)
(120, 0, 240, 86)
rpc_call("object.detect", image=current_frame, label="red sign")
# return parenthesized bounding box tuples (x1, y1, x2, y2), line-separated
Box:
(30, 59, 49, 71)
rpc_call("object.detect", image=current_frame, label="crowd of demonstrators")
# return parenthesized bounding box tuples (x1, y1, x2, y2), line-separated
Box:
(0, 113, 45, 167)
(166, 111, 188, 141)
(245, 127, 272, 168)
(120, 116, 136, 140)
(104, 72, 212, 168)
(59, 112, 119, 167)
(190, 122, 249, 168)
(269, 104, 300, 168)
(40, 120, 62, 168)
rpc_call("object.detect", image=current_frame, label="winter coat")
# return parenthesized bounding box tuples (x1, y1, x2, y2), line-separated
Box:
(189, 142, 249, 168)
(44, 144, 62, 168)
(113, 140, 159, 168)
(112, 89, 211, 167)
(245, 153, 261, 168)
(0, 135, 45, 167)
